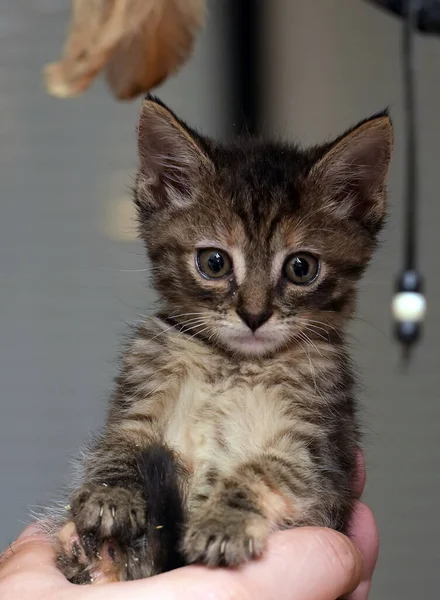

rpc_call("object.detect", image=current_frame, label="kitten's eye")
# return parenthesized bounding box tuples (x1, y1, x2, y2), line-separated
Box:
(283, 253, 320, 285)
(196, 248, 233, 279)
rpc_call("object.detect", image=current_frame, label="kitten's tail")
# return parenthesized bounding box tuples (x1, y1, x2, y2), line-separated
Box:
(136, 444, 187, 574)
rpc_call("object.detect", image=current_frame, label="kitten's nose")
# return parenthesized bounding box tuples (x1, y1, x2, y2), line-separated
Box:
(236, 309, 273, 332)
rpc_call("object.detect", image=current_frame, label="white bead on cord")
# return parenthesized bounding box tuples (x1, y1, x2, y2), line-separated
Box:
(392, 292, 426, 323)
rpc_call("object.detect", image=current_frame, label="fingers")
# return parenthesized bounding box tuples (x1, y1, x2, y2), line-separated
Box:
(0, 524, 65, 586)
(346, 502, 379, 600)
(84, 527, 362, 600)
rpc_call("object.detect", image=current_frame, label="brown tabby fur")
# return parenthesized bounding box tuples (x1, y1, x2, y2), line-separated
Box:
(50, 97, 392, 583)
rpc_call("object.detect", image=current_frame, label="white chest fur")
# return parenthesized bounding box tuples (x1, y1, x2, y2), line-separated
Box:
(163, 372, 294, 474)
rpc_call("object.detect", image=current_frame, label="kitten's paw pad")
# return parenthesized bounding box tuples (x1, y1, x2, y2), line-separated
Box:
(70, 485, 146, 545)
(183, 509, 270, 566)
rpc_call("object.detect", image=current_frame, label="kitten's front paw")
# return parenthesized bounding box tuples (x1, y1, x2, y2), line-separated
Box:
(70, 484, 146, 551)
(183, 505, 270, 567)
(56, 521, 121, 584)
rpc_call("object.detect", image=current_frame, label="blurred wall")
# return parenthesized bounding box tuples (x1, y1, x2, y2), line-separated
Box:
(1, 2, 439, 600)
(265, 1, 440, 598)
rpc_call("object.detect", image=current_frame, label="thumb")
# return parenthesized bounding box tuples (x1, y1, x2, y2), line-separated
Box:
(0, 524, 66, 584)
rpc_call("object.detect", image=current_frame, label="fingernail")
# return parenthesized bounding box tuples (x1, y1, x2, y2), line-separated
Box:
(348, 579, 371, 600)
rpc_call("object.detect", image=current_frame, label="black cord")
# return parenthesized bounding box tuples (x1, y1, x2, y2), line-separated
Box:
(403, 0, 421, 271)
(393, 0, 426, 365)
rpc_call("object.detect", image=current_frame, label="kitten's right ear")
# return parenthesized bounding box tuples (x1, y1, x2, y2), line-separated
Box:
(136, 96, 213, 212)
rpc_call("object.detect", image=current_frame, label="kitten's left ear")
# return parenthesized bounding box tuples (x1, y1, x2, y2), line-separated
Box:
(309, 112, 393, 233)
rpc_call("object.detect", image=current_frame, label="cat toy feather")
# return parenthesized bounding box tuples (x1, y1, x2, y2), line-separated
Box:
(43, 0, 206, 100)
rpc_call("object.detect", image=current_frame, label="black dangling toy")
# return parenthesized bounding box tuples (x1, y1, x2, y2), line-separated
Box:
(369, 0, 440, 34)
(368, 0, 436, 365)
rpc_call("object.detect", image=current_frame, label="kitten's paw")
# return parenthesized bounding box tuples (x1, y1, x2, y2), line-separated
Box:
(183, 506, 270, 566)
(70, 484, 146, 551)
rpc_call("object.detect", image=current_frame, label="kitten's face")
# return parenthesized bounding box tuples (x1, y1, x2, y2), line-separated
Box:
(142, 196, 372, 357)
(135, 99, 392, 357)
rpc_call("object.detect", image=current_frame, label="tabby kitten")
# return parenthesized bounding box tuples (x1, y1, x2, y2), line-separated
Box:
(53, 97, 392, 584)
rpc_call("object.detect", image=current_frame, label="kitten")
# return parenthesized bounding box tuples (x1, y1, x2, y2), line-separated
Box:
(52, 96, 392, 583)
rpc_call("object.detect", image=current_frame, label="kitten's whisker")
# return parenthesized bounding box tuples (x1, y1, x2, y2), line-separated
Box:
(181, 321, 211, 333)
(147, 316, 212, 344)
(293, 319, 330, 335)
(352, 316, 387, 338)
(179, 318, 210, 327)
(295, 318, 326, 327)
(302, 318, 343, 339)
(157, 319, 211, 342)
(294, 317, 332, 331)
(149, 322, 186, 341)
(186, 326, 211, 342)
(115, 269, 150, 273)
(167, 312, 208, 319)
(181, 322, 211, 332)
(299, 331, 323, 356)
(149, 326, 176, 342)
(303, 327, 329, 342)
(291, 317, 332, 341)
(207, 329, 221, 347)
(303, 327, 330, 340)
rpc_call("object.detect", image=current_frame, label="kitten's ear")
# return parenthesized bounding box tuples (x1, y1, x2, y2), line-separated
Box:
(136, 96, 213, 211)
(309, 112, 393, 232)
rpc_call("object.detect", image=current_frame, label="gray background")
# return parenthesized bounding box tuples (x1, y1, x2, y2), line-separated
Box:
(0, 1, 438, 598)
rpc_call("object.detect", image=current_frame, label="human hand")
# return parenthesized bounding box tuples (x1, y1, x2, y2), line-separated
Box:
(0, 453, 378, 600)
(0, 524, 363, 600)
